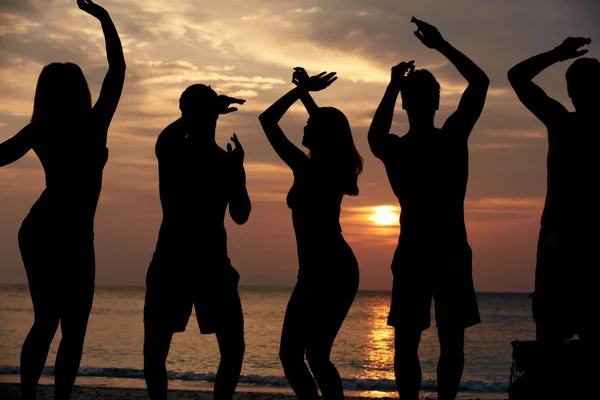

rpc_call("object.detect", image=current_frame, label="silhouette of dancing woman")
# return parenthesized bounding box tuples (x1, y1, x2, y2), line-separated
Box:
(368, 18, 489, 400)
(259, 68, 363, 400)
(143, 84, 250, 400)
(0, 1, 125, 399)
(508, 38, 599, 343)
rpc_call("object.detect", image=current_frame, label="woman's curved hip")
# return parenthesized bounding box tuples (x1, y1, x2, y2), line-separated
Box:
(18, 215, 96, 317)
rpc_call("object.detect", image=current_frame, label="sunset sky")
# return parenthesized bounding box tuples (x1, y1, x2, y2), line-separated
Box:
(0, 0, 598, 292)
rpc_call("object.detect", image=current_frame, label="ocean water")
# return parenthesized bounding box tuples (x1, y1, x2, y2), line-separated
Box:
(0, 284, 534, 398)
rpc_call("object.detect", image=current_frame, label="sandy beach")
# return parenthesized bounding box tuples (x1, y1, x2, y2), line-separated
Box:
(0, 382, 508, 400)
(0, 382, 298, 400)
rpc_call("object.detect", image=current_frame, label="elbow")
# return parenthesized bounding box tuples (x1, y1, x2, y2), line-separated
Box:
(367, 131, 380, 148)
(232, 210, 250, 225)
(367, 138, 383, 160)
(258, 113, 277, 131)
(258, 113, 270, 125)
(507, 67, 520, 86)
(233, 215, 249, 225)
(470, 72, 489, 88)
(480, 73, 490, 88)
(231, 201, 251, 225)
(109, 59, 127, 74)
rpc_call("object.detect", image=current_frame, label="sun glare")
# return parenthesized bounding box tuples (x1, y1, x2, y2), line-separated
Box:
(370, 206, 399, 226)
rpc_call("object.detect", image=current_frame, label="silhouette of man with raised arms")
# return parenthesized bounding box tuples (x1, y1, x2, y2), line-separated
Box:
(143, 84, 251, 400)
(508, 38, 599, 344)
(368, 18, 489, 400)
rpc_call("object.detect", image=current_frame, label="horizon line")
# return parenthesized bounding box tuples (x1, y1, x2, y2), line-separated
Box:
(0, 282, 532, 294)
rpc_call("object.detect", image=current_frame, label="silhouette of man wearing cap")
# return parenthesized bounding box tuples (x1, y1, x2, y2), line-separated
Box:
(143, 84, 251, 400)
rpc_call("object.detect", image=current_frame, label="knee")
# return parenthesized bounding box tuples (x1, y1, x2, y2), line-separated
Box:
(60, 322, 89, 344)
(438, 328, 465, 358)
(279, 345, 304, 369)
(30, 318, 59, 342)
(305, 348, 331, 371)
(394, 331, 421, 360)
(222, 339, 245, 363)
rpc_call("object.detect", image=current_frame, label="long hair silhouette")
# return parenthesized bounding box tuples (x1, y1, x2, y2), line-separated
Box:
(259, 68, 361, 400)
(0, 2, 126, 399)
(306, 107, 363, 196)
(32, 63, 92, 124)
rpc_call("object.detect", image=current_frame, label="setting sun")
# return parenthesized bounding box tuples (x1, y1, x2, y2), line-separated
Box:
(370, 206, 399, 226)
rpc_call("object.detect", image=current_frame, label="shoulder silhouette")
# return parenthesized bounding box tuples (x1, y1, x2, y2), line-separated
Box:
(143, 83, 250, 400)
(0, 1, 125, 399)
(368, 17, 488, 400)
(259, 66, 362, 400)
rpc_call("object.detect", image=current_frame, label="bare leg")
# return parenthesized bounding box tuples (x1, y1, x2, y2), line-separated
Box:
(214, 325, 245, 400)
(305, 287, 356, 400)
(394, 329, 422, 400)
(305, 318, 346, 400)
(19, 225, 60, 400)
(20, 314, 59, 400)
(54, 292, 93, 400)
(143, 324, 173, 400)
(53, 242, 96, 400)
(437, 327, 464, 400)
(279, 283, 319, 400)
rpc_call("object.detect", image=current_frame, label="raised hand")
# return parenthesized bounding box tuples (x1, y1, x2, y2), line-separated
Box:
(391, 60, 415, 87)
(77, 0, 108, 19)
(411, 17, 445, 49)
(227, 133, 244, 165)
(292, 68, 337, 92)
(554, 37, 592, 61)
(216, 95, 246, 115)
(292, 67, 310, 87)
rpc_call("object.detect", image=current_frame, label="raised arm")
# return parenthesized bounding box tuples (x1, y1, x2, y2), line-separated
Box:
(292, 67, 319, 116)
(368, 61, 413, 159)
(226, 134, 251, 225)
(507, 37, 590, 129)
(411, 18, 490, 138)
(258, 71, 336, 172)
(78, 0, 126, 142)
(258, 87, 308, 172)
(0, 124, 36, 167)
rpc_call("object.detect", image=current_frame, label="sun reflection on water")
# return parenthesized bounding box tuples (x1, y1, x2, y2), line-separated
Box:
(363, 298, 396, 382)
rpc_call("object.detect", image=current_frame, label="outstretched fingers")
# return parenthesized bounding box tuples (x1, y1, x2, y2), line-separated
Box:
(322, 71, 337, 81)
(231, 133, 243, 150)
(411, 16, 433, 29)
(575, 37, 592, 46)
(414, 30, 425, 42)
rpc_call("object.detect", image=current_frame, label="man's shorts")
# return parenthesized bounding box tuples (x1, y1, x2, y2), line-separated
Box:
(533, 225, 597, 341)
(143, 251, 243, 335)
(387, 241, 480, 331)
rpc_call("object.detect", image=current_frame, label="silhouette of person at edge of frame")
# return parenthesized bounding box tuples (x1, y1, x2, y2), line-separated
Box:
(143, 84, 250, 400)
(368, 17, 489, 400)
(258, 67, 363, 400)
(508, 37, 600, 344)
(0, 1, 125, 399)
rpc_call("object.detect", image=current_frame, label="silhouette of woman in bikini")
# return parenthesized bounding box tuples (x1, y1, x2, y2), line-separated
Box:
(259, 67, 362, 400)
(0, 1, 125, 398)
